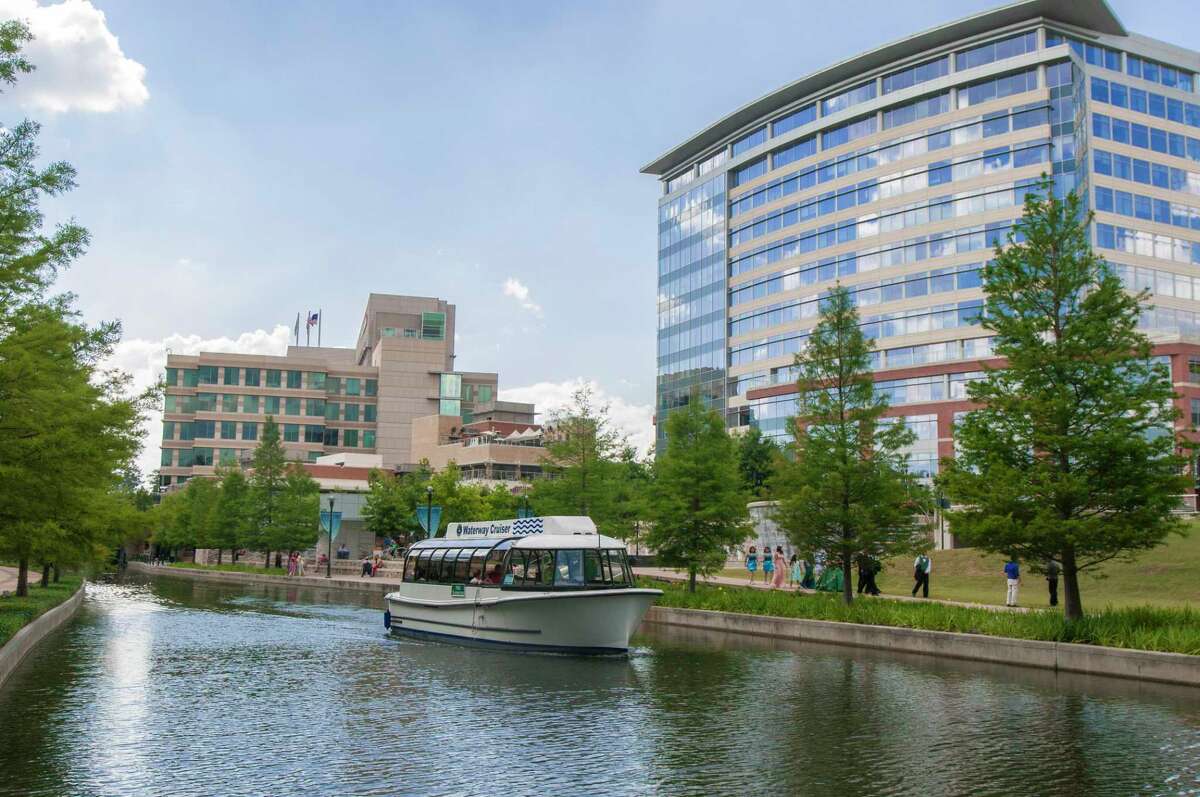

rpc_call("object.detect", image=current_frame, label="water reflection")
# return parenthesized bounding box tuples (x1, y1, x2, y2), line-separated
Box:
(0, 577, 1196, 796)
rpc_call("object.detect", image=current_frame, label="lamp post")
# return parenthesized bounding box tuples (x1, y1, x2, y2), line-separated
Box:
(426, 485, 434, 538)
(325, 495, 335, 579)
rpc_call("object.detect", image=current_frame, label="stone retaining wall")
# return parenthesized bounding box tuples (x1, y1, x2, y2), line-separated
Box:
(128, 561, 399, 594)
(643, 606, 1200, 687)
(0, 582, 86, 691)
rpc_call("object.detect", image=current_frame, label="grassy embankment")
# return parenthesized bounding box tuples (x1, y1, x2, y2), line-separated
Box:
(648, 579, 1200, 655)
(724, 522, 1200, 610)
(168, 562, 287, 577)
(0, 575, 83, 647)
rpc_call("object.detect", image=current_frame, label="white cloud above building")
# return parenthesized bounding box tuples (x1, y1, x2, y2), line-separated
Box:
(500, 378, 654, 458)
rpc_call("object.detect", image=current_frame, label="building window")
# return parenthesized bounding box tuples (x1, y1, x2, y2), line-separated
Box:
(364, 404, 376, 422)
(344, 403, 359, 422)
(242, 422, 257, 441)
(882, 55, 950, 94)
(308, 372, 326, 390)
(343, 429, 359, 448)
(164, 367, 178, 386)
(363, 430, 376, 448)
(772, 104, 816, 136)
(306, 398, 325, 417)
(440, 399, 461, 417)
(243, 395, 259, 414)
(307, 452, 321, 463)
(403, 329, 417, 338)
(285, 397, 300, 416)
(1192, 399, 1200, 428)
(164, 395, 177, 413)
(182, 369, 199, 387)
(163, 421, 175, 441)
(244, 368, 260, 387)
(382, 327, 397, 337)
(196, 393, 217, 412)
(266, 370, 281, 388)
(220, 448, 237, 466)
(283, 424, 300, 443)
(161, 449, 173, 467)
(366, 379, 377, 396)
(326, 376, 341, 395)
(478, 385, 493, 403)
(304, 425, 324, 444)
(345, 378, 360, 396)
(325, 402, 339, 421)
(287, 370, 302, 389)
(820, 81, 876, 116)
(223, 367, 239, 386)
(264, 396, 280, 415)
(179, 422, 195, 441)
(194, 420, 215, 439)
(193, 447, 214, 467)
(421, 312, 445, 340)
(731, 126, 766, 157)
(222, 394, 238, 413)
(323, 428, 339, 446)
(954, 31, 1037, 72)
(439, 373, 462, 399)
(1189, 358, 1200, 383)
(178, 449, 194, 467)
(197, 365, 218, 384)
(220, 421, 237, 440)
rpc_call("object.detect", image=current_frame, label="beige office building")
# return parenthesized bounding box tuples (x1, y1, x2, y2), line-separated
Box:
(158, 294, 510, 487)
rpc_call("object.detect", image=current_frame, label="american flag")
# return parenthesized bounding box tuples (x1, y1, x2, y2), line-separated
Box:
(306, 311, 319, 328)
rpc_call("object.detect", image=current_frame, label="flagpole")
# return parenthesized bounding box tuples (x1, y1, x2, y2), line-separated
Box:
(294, 312, 300, 346)
(306, 310, 311, 347)
(318, 308, 322, 347)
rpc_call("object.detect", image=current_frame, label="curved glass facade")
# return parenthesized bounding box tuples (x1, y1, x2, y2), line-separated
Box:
(649, 2, 1200, 477)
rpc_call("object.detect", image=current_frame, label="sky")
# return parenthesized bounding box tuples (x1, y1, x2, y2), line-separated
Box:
(2, 0, 1197, 479)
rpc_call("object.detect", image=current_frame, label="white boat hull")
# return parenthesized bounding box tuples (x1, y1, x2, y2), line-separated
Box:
(385, 587, 661, 654)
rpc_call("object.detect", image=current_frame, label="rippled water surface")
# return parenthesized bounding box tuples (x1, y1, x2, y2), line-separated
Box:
(1, 576, 1199, 796)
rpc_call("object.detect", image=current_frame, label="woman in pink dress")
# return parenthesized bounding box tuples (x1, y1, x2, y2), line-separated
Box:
(772, 546, 787, 589)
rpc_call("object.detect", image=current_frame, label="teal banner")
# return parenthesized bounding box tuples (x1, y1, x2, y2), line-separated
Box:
(416, 506, 442, 537)
(319, 511, 342, 538)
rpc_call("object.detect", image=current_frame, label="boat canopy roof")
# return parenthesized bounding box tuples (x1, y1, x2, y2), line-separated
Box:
(408, 516, 626, 552)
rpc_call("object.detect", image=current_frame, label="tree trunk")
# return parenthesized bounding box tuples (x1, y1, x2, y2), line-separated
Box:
(217, 548, 223, 565)
(688, 566, 697, 593)
(1061, 545, 1084, 622)
(263, 549, 270, 571)
(16, 557, 28, 597)
(841, 557, 854, 605)
(52, 564, 60, 583)
(40, 563, 50, 587)
(274, 552, 282, 569)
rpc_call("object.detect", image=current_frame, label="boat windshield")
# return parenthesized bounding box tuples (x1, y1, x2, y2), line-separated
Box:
(502, 548, 634, 590)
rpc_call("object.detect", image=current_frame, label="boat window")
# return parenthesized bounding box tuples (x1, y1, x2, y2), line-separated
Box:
(452, 549, 473, 583)
(438, 550, 459, 583)
(482, 545, 507, 586)
(402, 554, 417, 582)
(584, 550, 606, 586)
(469, 548, 488, 584)
(415, 550, 434, 582)
(602, 550, 625, 585)
(555, 550, 584, 587)
(430, 549, 450, 583)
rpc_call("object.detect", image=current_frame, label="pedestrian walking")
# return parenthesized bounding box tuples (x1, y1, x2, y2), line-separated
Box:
(857, 556, 871, 595)
(772, 546, 786, 589)
(789, 554, 801, 587)
(800, 557, 815, 590)
(287, 552, 297, 577)
(1045, 558, 1060, 607)
(762, 545, 775, 585)
(745, 546, 758, 584)
(866, 557, 882, 595)
(297, 553, 305, 577)
(1004, 557, 1021, 607)
(912, 553, 931, 598)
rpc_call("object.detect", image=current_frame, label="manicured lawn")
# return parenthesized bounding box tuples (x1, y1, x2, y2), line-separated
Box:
(168, 562, 287, 577)
(646, 579, 1200, 655)
(0, 575, 83, 648)
(724, 522, 1200, 610)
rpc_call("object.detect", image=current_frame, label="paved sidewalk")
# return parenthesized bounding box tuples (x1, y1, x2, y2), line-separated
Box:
(634, 567, 1031, 613)
(0, 566, 19, 597)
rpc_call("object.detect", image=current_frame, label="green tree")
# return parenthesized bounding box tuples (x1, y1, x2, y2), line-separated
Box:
(212, 468, 253, 563)
(530, 384, 627, 535)
(249, 416, 288, 566)
(772, 286, 930, 605)
(429, 462, 485, 535)
(363, 468, 423, 545)
(272, 465, 320, 554)
(645, 397, 750, 592)
(737, 425, 779, 498)
(938, 182, 1189, 621)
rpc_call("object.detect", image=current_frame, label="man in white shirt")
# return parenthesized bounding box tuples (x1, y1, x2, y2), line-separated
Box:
(912, 554, 931, 598)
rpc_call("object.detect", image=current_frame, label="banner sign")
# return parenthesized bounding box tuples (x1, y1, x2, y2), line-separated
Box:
(416, 506, 443, 538)
(319, 511, 343, 538)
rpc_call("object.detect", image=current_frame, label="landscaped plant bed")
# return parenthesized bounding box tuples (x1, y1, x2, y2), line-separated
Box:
(0, 576, 84, 648)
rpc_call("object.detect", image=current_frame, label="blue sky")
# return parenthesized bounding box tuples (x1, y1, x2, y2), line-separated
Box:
(4, 0, 1197, 472)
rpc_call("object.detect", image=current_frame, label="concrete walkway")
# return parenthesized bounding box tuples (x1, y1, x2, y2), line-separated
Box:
(0, 566, 18, 597)
(634, 567, 1031, 613)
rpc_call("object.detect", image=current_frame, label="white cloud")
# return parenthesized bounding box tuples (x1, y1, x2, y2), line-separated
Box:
(500, 378, 654, 458)
(102, 325, 292, 483)
(502, 277, 542, 316)
(0, 0, 148, 113)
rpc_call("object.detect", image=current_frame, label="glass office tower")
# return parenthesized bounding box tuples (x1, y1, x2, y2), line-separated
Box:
(645, 0, 1200, 479)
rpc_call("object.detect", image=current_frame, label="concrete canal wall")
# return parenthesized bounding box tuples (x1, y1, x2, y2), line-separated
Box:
(643, 606, 1200, 688)
(128, 561, 398, 595)
(0, 582, 86, 691)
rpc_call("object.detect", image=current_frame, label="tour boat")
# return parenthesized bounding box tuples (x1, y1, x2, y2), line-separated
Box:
(383, 516, 661, 654)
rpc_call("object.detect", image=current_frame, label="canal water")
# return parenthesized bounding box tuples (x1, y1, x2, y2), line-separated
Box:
(0, 576, 1198, 797)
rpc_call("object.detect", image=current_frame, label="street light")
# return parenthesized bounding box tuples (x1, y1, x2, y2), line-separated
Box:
(426, 485, 434, 538)
(325, 495, 335, 579)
